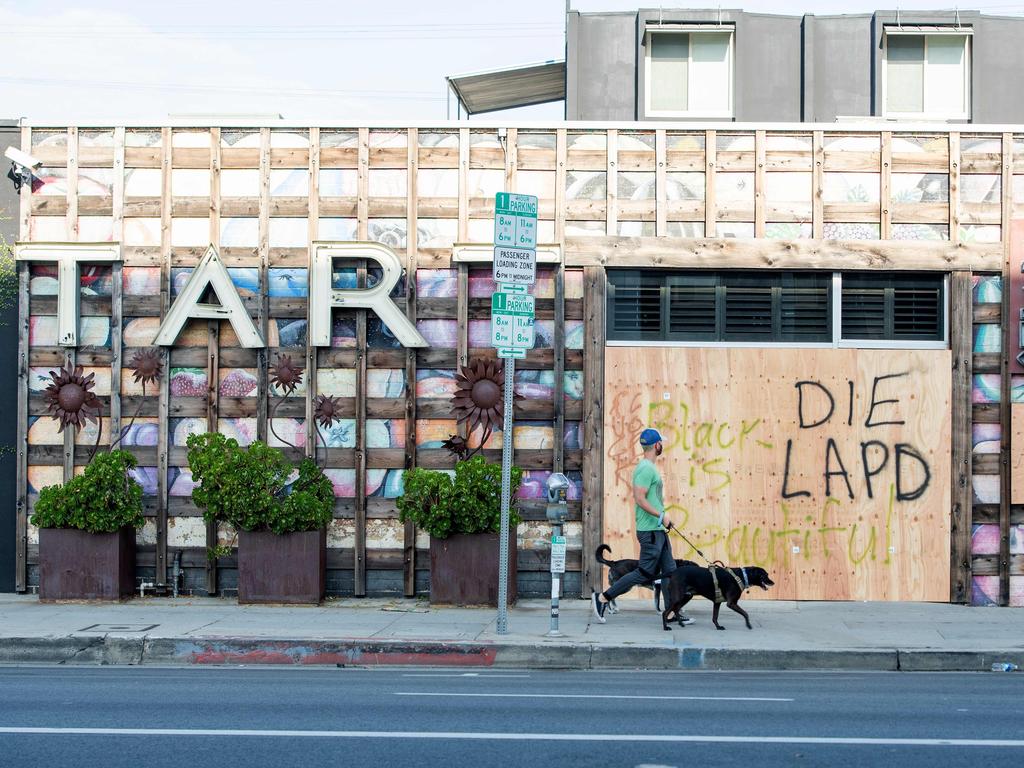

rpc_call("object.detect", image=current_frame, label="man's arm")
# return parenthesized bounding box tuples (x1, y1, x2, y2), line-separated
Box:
(632, 483, 672, 529)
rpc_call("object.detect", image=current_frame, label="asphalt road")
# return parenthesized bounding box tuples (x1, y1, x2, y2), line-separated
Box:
(1, 665, 1023, 767)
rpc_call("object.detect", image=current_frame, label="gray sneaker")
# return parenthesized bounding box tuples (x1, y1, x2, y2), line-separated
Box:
(677, 614, 695, 626)
(591, 591, 608, 623)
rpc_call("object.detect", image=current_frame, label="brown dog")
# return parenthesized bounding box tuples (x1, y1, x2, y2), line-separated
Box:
(660, 564, 775, 631)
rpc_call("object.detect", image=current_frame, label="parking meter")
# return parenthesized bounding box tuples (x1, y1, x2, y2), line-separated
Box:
(545, 474, 570, 636)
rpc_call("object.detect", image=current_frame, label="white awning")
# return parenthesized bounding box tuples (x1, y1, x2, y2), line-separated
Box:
(446, 60, 566, 115)
(883, 24, 973, 36)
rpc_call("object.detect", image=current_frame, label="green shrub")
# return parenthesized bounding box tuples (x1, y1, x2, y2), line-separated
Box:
(30, 450, 144, 533)
(398, 455, 522, 539)
(186, 432, 333, 535)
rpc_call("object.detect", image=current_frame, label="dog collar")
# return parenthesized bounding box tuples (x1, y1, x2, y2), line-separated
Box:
(740, 567, 749, 590)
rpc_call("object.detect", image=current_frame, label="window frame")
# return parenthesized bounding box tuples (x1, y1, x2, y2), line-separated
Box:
(606, 269, 949, 350)
(643, 26, 735, 119)
(881, 28, 971, 121)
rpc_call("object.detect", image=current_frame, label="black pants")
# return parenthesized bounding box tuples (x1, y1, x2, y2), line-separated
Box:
(603, 530, 676, 601)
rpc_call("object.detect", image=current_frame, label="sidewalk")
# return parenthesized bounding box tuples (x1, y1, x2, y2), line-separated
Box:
(0, 594, 1021, 671)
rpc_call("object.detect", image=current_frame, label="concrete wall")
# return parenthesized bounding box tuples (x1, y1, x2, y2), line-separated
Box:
(0, 121, 19, 593)
(568, 8, 1024, 123)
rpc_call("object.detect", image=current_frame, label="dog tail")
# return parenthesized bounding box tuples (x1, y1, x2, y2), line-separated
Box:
(595, 544, 616, 566)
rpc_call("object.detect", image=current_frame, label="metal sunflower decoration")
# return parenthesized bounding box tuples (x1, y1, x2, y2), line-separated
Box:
(444, 358, 510, 459)
(312, 393, 342, 467)
(109, 348, 164, 452)
(43, 363, 101, 433)
(268, 354, 304, 450)
(269, 354, 303, 395)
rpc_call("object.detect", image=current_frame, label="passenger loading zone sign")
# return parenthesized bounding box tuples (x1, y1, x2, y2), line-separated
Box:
(491, 291, 535, 350)
(493, 246, 536, 285)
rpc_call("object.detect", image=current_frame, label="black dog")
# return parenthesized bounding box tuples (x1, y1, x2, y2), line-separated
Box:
(595, 544, 697, 614)
(660, 565, 775, 631)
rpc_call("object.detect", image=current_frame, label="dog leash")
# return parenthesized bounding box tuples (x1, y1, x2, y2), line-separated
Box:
(666, 525, 747, 603)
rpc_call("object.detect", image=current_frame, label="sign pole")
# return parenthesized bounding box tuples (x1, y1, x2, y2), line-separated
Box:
(496, 356, 514, 635)
(491, 190, 537, 636)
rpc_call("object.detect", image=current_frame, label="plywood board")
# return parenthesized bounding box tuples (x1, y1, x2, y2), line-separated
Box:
(1011, 404, 1024, 505)
(603, 347, 952, 602)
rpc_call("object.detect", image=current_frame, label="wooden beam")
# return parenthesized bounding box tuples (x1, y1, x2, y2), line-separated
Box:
(999, 132, 1013, 606)
(504, 127, 517, 193)
(950, 271, 973, 603)
(306, 127, 320, 460)
(553, 263, 565, 477)
(812, 130, 824, 239)
(555, 129, 567, 242)
(257, 128, 270, 444)
(110, 126, 124, 459)
(355, 127, 369, 597)
(354, 259, 368, 597)
(456, 261, 469, 441)
(205, 126, 221, 596)
(62, 128, 78, 482)
(606, 129, 617, 235)
(754, 129, 766, 238)
(15, 259, 29, 592)
(564, 236, 1002, 271)
(581, 266, 606, 597)
(403, 127, 418, 598)
(458, 127, 469, 242)
(949, 133, 960, 245)
(156, 126, 172, 586)
(880, 131, 892, 240)
(704, 130, 716, 237)
(655, 129, 667, 238)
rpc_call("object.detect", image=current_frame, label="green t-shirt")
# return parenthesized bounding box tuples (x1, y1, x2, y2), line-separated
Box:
(633, 458, 665, 532)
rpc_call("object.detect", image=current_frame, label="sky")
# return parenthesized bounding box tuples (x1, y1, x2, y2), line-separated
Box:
(2, 1, 1023, 124)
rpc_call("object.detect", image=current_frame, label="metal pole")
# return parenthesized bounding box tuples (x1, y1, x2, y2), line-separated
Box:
(496, 357, 514, 634)
(548, 520, 562, 636)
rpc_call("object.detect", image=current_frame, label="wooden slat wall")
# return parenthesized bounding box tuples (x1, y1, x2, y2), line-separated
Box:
(16, 125, 1019, 602)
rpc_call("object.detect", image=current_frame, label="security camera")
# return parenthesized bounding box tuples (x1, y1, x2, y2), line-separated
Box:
(5, 146, 41, 192)
(5, 146, 41, 172)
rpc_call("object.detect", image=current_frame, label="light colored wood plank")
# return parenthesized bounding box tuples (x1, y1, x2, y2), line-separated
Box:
(65, 126, 78, 242)
(18, 127, 30, 240)
(404, 127, 418, 597)
(880, 131, 892, 240)
(257, 127, 270, 444)
(581, 267, 606, 596)
(555, 129, 567, 241)
(110, 126, 124, 454)
(357, 127, 369, 240)
(754, 129, 766, 238)
(15, 260, 29, 592)
(705, 130, 716, 237)
(504, 127, 517, 193)
(564, 235, 1002, 271)
(606, 128, 617, 235)
(354, 258, 368, 597)
(655, 129, 667, 237)
(950, 272, 973, 603)
(1000, 132, 1014, 606)
(156, 126, 172, 586)
(459, 127, 469, 241)
(949, 133, 960, 245)
(306, 128, 320, 460)
(812, 131, 824, 239)
(604, 347, 951, 601)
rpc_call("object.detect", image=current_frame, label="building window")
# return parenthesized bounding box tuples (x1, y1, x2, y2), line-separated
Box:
(608, 270, 831, 343)
(883, 29, 970, 120)
(644, 28, 733, 118)
(607, 270, 946, 346)
(841, 273, 945, 342)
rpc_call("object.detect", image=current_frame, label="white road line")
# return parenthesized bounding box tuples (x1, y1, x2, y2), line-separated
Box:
(394, 692, 794, 702)
(0, 727, 1022, 747)
(401, 673, 530, 679)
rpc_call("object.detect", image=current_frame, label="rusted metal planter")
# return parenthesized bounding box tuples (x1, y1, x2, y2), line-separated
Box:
(237, 528, 326, 605)
(429, 530, 517, 607)
(38, 526, 135, 601)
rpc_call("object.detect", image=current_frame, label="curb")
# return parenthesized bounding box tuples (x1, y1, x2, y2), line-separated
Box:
(0, 637, 1021, 671)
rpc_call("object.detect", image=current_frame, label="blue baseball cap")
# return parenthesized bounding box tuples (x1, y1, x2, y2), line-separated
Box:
(639, 428, 663, 446)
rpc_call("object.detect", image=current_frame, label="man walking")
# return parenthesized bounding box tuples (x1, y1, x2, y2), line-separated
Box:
(591, 428, 692, 624)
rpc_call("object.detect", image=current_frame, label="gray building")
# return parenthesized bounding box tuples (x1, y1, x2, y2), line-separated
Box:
(566, 8, 1024, 123)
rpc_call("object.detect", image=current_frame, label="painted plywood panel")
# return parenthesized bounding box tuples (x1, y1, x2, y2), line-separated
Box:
(1012, 404, 1024, 505)
(603, 347, 951, 602)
